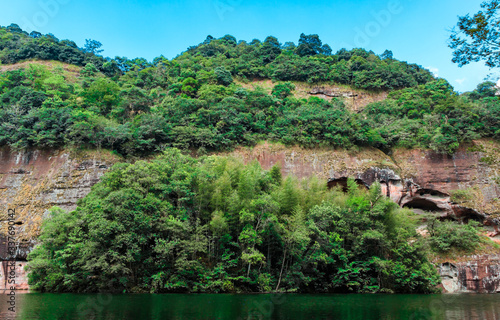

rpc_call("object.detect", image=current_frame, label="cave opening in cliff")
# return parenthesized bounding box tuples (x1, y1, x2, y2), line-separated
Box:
(327, 178, 368, 192)
(454, 207, 485, 224)
(403, 199, 443, 212)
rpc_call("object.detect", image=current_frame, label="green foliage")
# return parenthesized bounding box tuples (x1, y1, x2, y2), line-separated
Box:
(449, 1, 500, 67)
(214, 66, 233, 86)
(83, 39, 103, 55)
(0, 25, 118, 75)
(27, 151, 440, 294)
(469, 81, 497, 100)
(361, 79, 499, 153)
(450, 188, 474, 204)
(296, 33, 329, 57)
(272, 82, 295, 99)
(426, 218, 483, 253)
(0, 26, 497, 156)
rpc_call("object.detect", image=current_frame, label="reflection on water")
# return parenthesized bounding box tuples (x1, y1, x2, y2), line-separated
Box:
(0, 292, 499, 320)
(0, 290, 28, 320)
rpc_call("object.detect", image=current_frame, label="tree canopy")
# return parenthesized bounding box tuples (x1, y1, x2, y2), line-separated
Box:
(27, 150, 441, 294)
(0, 25, 498, 156)
(449, 0, 500, 67)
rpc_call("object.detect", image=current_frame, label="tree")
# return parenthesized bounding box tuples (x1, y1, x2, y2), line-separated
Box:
(83, 39, 104, 55)
(219, 34, 237, 46)
(380, 50, 393, 60)
(29, 31, 42, 39)
(282, 41, 296, 51)
(214, 67, 233, 86)
(259, 36, 282, 64)
(181, 77, 200, 96)
(203, 35, 214, 44)
(296, 33, 326, 57)
(469, 81, 498, 99)
(6, 24, 24, 34)
(321, 44, 332, 56)
(272, 82, 295, 99)
(449, 0, 500, 67)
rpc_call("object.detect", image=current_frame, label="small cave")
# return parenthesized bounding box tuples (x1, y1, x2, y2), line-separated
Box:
(453, 206, 485, 224)
(440, 262, 458, 279)
(327, 178, 368, 192)
(416, 188, 449, 198)
(403, 198, 443, 213)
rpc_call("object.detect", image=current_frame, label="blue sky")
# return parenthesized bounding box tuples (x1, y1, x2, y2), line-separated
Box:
(0, 0, 492, 92)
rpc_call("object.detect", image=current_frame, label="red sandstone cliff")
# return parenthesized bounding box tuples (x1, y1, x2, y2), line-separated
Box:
(0, 148, 120, 290)
(0, 141, 499, 292)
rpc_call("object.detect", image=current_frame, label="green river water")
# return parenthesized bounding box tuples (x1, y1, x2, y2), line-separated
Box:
(1, 293, 499, 319)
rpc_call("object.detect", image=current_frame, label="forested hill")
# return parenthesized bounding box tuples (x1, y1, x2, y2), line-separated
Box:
(0, 24, 499, 156)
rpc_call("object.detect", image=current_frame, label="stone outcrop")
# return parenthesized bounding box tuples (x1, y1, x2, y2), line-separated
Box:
(235, 79, 388, 111)
(309, 87, 359, 98)
(226, 140, 500, 223)
(0, 148, 120, 290)
(307, 86, 388, 111)
(439, 255, 500, 293)
(0, 261, 29, 290)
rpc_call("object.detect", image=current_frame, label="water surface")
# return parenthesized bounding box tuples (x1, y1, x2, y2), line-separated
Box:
(1, 292, 499, 320)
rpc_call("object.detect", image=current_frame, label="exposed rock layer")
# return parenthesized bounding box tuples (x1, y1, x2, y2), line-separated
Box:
(0, 141, 498, 291)
(226, 141, 499, 214)
(439, 255, 500, 293)
(0, 261, 28, 290)
(0, 148, 120, 289)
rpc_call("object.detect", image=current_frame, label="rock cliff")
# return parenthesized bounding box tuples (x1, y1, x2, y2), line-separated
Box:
(0, 148, 121, 290)
(0, 140, 499, 291)
(225, 140, 500, 227)
(439, 255, 500, 293)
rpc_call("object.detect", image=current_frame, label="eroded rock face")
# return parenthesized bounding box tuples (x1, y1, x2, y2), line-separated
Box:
(0, 261, 28, 290)
(393, 141, 500, 214)
(0, 149, 119, 246)
(307, 86, 388, 111)
(0, 148, 121, 289)
(439, 256, 500, 293)
(0, 141, 498, 291)
(227, 142, 500, 225)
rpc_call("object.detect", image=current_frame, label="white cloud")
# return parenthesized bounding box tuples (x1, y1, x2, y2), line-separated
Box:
(455, 78, 466, 85)
(426, 66, 439, 77)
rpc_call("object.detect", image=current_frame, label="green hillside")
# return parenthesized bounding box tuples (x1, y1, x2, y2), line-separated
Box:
(1, 24, 498, 156)
(5, 23, 497, 295)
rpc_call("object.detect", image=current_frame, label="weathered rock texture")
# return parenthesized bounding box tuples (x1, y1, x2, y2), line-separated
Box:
(307, 86, 388, 111)
(226, 140, 500, 223)
(0, 141, 498, 291)
(439, 255, 500, 293)
(0, 148, 120, 290)
(0, 261, 29, 290)
(235, 79, 388, 111)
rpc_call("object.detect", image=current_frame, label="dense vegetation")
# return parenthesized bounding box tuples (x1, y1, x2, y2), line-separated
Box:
(0, 24, 119, 76)
(1, 24, 498, 156)
(12, 22, 493, 293)
(426, 217, 483, 254)
(27, 150, 441, 294)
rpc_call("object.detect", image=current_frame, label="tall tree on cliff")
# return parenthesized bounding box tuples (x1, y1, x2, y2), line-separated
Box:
(449, 0, 500, 68)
